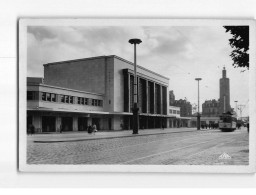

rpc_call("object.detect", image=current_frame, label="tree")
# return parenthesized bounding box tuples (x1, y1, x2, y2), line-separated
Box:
(223, 26, 249, 69)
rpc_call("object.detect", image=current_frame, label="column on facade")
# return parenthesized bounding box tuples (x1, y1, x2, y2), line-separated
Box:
(128, 73, 130, 112)
(33, 114, 42, 133)
(154, 82, 157, 114)
(146, 80, 149, 114)
(73, 116, 78, 131)
(123, 71, 130, 113)
(56, 116, 61, 132)
(160, 85, 163, 115)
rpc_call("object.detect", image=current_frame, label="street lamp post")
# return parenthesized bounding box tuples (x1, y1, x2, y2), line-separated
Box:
(195, 78, 202, 130)
(129, 38, 142, 134)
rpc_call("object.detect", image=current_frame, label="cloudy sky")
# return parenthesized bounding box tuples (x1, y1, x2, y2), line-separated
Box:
(27, 25, 249, 117)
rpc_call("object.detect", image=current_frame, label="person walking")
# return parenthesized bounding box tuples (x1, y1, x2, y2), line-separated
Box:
(30, 124, 35, 136)
(162, 122, 165, 130)
(87, 124, 92, 134)
(92, 123, 97, 135)
(60, 124, 62, 133)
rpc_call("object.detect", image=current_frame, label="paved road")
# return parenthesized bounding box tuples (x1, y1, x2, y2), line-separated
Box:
(27, 128, 249, 165)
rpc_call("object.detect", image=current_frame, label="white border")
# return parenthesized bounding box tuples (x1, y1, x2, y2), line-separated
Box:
(19, 19, 256, 173)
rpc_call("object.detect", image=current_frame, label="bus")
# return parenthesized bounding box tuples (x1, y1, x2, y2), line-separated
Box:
(219, 112, 237, 132)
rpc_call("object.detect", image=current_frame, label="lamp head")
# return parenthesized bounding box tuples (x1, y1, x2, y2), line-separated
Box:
(129, 38, 142, 44)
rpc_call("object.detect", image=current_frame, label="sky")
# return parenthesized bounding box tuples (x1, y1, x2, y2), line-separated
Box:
(27, 25, 249, 117)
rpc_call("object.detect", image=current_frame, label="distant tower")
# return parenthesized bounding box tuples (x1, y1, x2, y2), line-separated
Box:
(219, 67, 231, 114)
(169, 90, 175, 106)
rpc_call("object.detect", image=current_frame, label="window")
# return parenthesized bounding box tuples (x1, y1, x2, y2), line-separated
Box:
(81, 97, 85, 105)
(42, 92, 46, 101)
(173, 110, 177, 114)
(65, 95, 69, 103)
(70, 96, 73, 104)
(92, 99, 95, 106)
(84, 98, 88, 105)
(169, 109, 172, 114)
(46, 93, 51, 101)
(51, 93, 56, 102)
(60, 95, 65, 103)
(78, 97, 81, 104)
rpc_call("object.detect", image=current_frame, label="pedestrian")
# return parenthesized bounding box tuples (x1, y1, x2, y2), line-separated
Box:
(92, 123, 97, 134)
(162, 122, 165, 130)
(247, 123, 249, 133)
(60, 124, 62, 133)
(30, 124, 35, 136)
(87, 124, 92, 134)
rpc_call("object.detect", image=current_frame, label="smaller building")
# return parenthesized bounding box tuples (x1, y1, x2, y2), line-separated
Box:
(202, 99, 220, 117)
(168, 106, 191, 128)
(172, 99, 192, 117)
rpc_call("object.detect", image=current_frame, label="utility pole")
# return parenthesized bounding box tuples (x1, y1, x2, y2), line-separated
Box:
(237, 105, 245, 120)
(234, 100, 238, 119)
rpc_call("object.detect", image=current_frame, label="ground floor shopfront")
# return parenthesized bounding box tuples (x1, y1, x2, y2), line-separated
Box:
(27, 111, 169, 133)
(168, 117, 191, 128)
(190, 116, 220, 128)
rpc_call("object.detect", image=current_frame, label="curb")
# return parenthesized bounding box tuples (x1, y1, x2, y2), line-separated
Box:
(34, 129, 197, 143)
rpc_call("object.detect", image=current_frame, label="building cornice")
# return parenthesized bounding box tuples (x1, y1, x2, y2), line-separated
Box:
(43, 55, 169, 80)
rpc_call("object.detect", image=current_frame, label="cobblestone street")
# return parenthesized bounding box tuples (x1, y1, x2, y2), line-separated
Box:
(27, 128, 249, 165)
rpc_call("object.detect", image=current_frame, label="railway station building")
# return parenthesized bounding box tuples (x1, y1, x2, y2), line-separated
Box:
(27, 55, 169, 133)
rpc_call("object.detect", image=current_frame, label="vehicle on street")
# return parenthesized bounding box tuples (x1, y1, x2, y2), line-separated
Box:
(219, 112, 237, 132)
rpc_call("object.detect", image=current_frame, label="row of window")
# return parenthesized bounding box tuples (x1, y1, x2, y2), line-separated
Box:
(169, 109, 180, 114)
(27, 91, 103, 107)
(203, 103, 218, 107)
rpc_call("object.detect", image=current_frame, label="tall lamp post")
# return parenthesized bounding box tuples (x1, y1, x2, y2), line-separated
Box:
(129, 38, 142, 134)
(195, 78, 202, 130)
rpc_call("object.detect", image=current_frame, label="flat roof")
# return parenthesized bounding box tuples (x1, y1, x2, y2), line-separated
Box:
(43, 55, 169, 80)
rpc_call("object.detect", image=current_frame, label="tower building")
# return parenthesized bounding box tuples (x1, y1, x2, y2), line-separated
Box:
(219, 67, 231, 114)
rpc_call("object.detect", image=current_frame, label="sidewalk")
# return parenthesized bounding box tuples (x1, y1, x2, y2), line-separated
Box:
(29, 128, 200, 143)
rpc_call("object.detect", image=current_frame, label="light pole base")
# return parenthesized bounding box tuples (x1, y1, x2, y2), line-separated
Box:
(132, 103, 139, 134)
(197, 114, 201, 130)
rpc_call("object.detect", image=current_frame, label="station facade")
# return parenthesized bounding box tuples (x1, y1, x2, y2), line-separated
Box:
(27, 55, 170, 132)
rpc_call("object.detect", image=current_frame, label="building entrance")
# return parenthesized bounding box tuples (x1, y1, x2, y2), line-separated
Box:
(61, 117, 73, 131)
(78, 117, 88, 131)
(42, 116, 56, 132)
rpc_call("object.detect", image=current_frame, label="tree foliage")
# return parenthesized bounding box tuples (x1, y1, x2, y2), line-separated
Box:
(224, 26, 249, 69)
